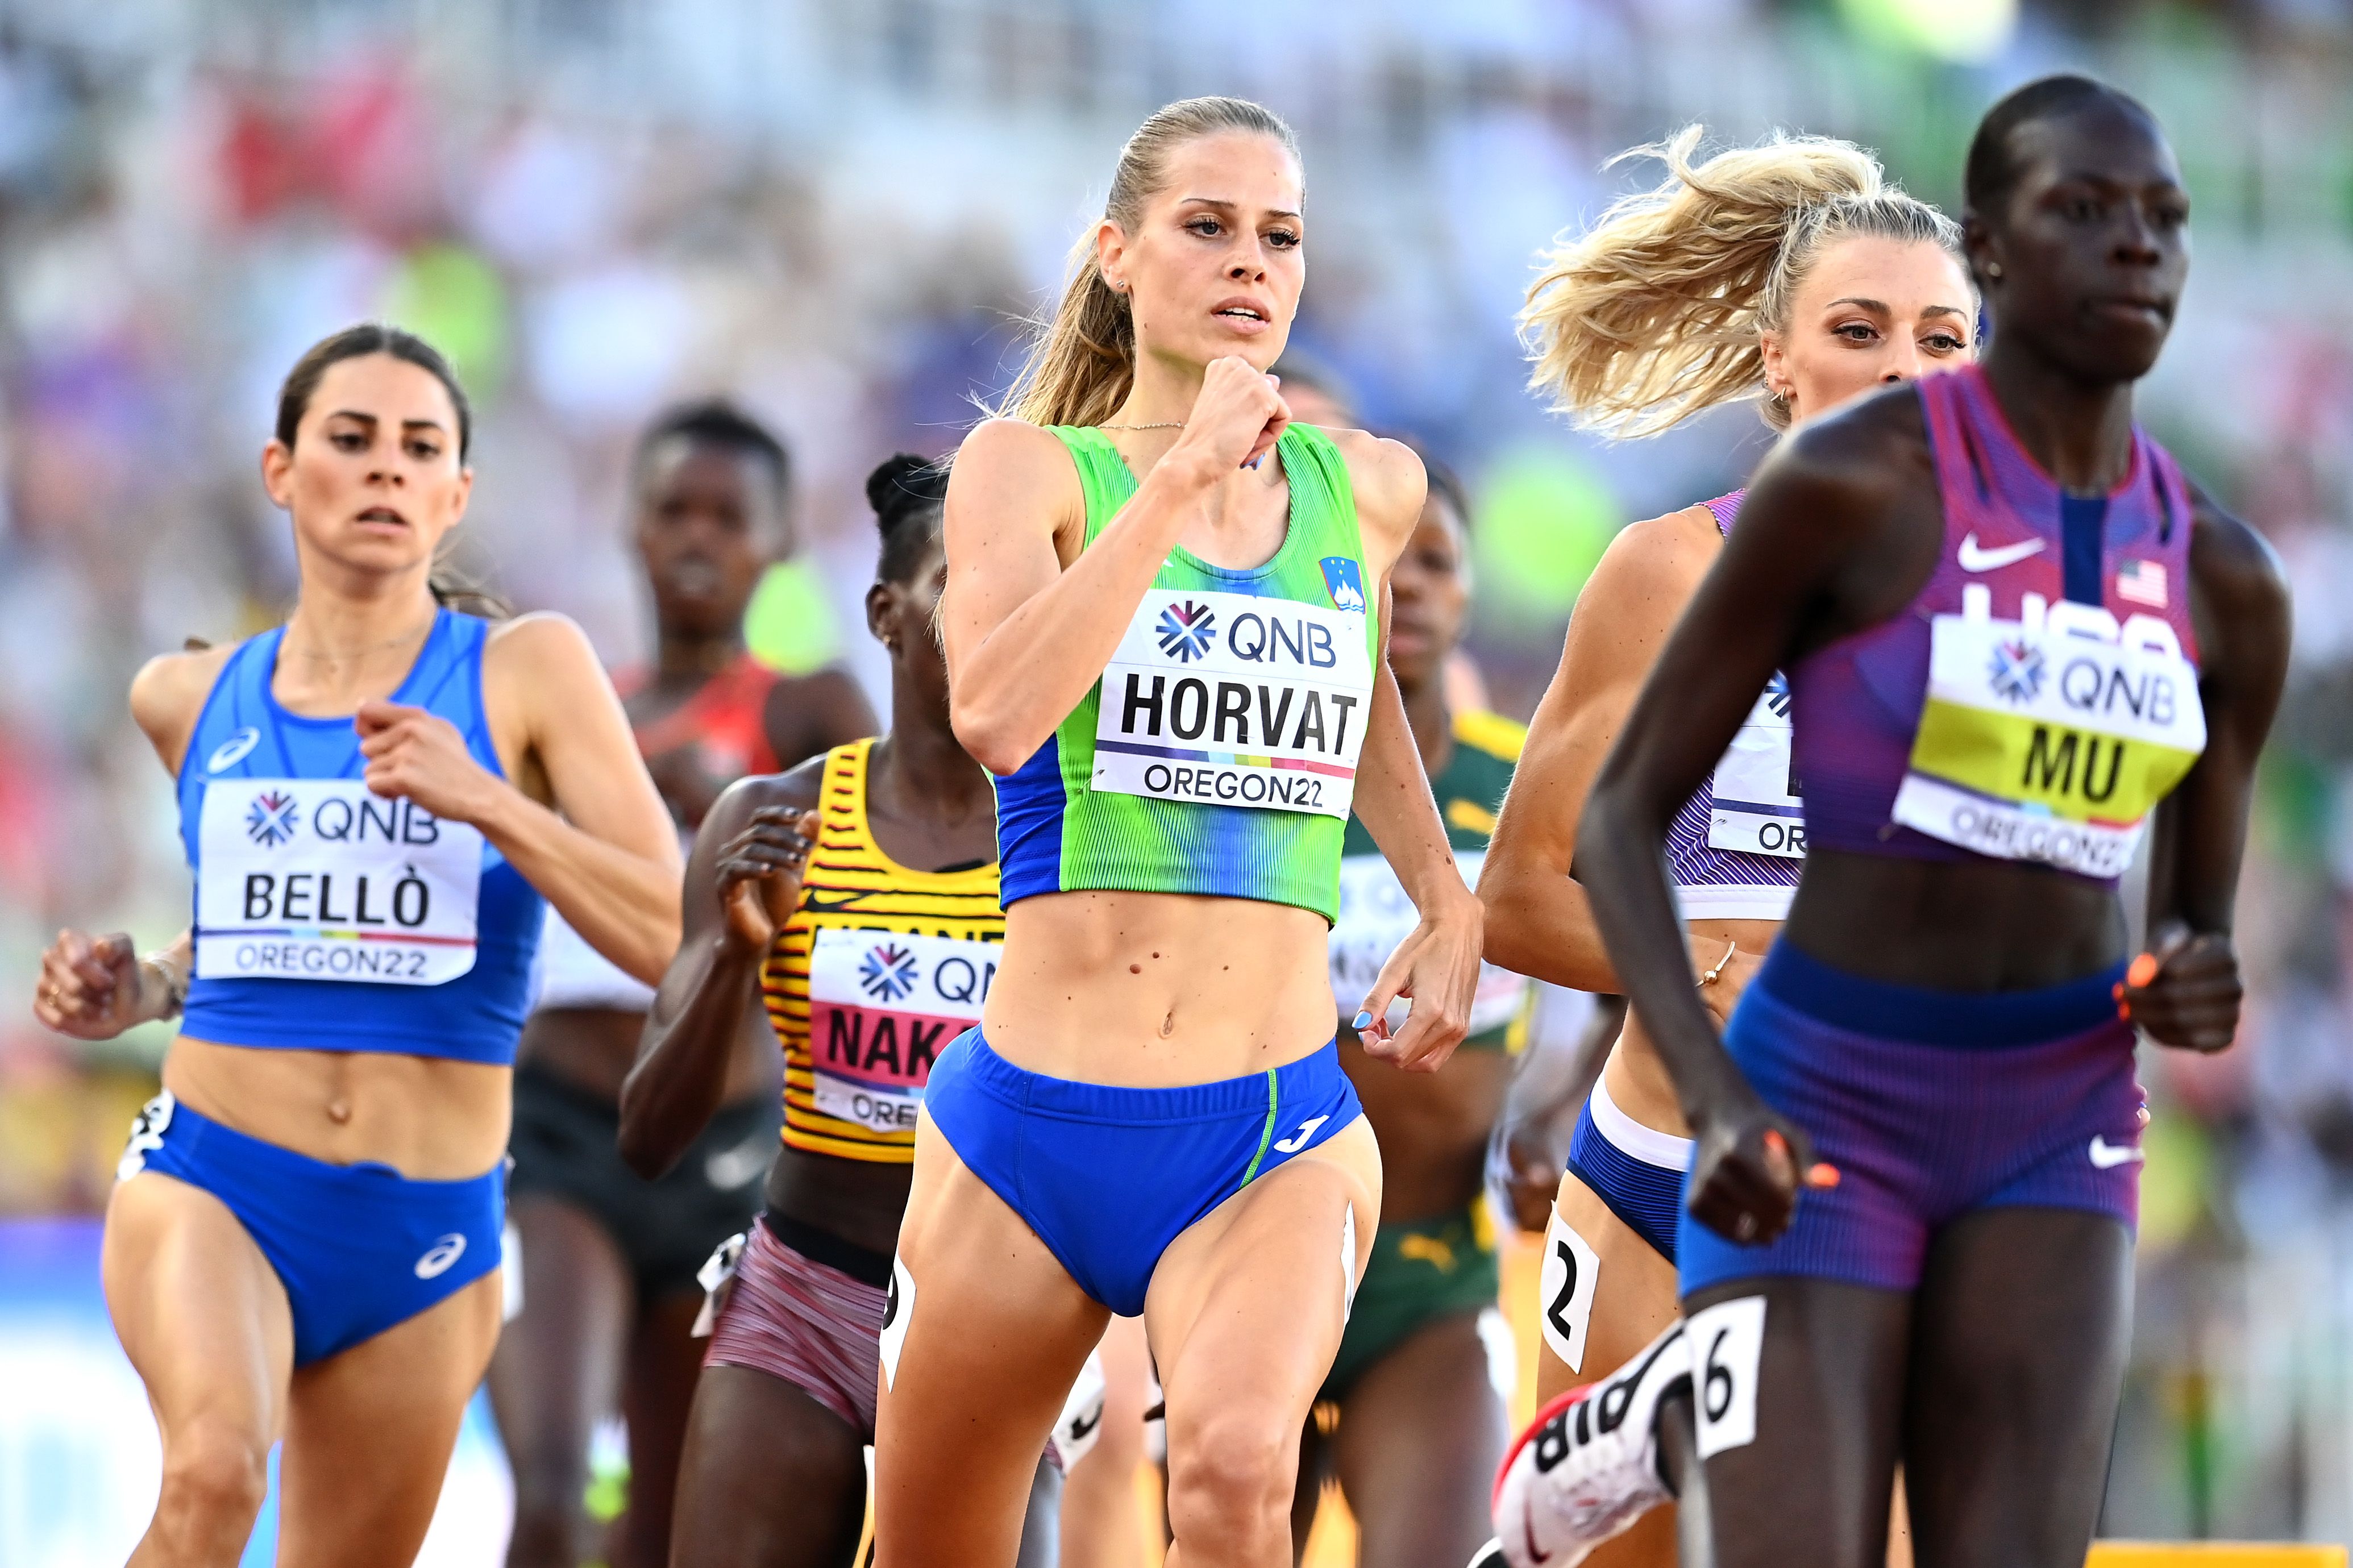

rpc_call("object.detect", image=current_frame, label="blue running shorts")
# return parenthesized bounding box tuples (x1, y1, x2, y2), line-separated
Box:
(119, 1089, 506, 1366)
(923, 1028, 1362, 1316)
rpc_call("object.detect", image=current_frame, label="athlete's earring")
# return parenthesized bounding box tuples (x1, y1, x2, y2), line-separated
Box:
(1985, 261, 2003, 279)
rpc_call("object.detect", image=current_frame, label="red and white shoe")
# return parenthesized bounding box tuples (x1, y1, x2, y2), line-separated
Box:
(1489, 1321, 1688, 1568)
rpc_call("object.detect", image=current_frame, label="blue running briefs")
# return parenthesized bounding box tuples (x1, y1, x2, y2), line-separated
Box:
(922, 1028, 1362, 1316)
(122, 1090, 505, 1366)
(1566, 1072, 1691, 1263)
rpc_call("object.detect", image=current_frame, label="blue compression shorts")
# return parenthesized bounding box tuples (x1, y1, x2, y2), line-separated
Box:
(923, 1028, 1362, 1316)
(119, 1090, 505, 1366)
(1678, 942, 2143, 1297)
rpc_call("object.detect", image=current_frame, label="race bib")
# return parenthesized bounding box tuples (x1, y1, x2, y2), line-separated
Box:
(1091, 587, 1373, 821)
(805, 927, 996, 1136)
(1891, 589, 2205, 879)
(1330, 851, 1528, 1036)
(196, 779, 482, 985)
(1706, 673, 1804, 860)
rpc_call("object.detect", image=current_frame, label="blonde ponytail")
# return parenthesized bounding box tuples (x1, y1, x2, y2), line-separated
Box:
(1523, 126, 1963, 437)
(999, 96, 1301, 430)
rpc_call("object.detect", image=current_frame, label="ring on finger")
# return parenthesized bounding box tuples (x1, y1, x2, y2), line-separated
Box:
(1734, 1211, 1758, 1241)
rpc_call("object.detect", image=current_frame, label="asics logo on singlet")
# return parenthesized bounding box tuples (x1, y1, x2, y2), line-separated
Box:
(858, 942, 918, 1003)
(1957, 533, 2047, 572)
(414, 1233, 468, 1279)
(2089, 1136, 2144, 1169)
(1987, 639, 2048, 704)
(206, 727, 261, 773)
(245, 791, 301, 847)
(1154, 600, 1218, 662)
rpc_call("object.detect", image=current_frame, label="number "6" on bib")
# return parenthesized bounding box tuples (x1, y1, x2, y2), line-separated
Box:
(1686, 1295, 1766, 1459)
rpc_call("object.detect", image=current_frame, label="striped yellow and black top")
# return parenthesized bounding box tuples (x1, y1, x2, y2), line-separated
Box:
(760, 739, 1004, 1164)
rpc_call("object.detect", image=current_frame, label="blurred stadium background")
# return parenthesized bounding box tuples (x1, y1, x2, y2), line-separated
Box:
(3, 0, 2352, 1560)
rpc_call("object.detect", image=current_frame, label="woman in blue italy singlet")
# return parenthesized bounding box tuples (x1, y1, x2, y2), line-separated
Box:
(870, 99, 1484, 1566)
(1475, 129, 1974, 1568)
(32, 326, 683, 1566)
(1488, 80, 2292, 1568)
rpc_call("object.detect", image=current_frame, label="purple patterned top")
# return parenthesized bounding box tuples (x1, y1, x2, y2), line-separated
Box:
(1666, 492, 1803, 922)
(1786, 366, 2201, 888)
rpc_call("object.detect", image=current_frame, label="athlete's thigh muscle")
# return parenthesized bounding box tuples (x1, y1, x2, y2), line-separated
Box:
(275, 1269, 502, 1568)
(1535, 1171, 1684, 1568)
(613, 1288, 710, 1568)
(672, 1365, 868, 1568)
(1902, 1208, 2131, 1568)
(485, 1199, 633, 1517)
(1684, 1275, 1909, 1568)
(1331, 1312, 1504, 1568)
(1145, 1120, 1378, 1555)
(103, 1173, 294, 1517)
(1063, 1313, 1154, 1568)
(874, 1117, 1108, 1568)
(1539, 1171, 1681, 1405)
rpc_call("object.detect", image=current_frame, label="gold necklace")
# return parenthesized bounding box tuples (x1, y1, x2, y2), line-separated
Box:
(1098, 421, 1186, 431)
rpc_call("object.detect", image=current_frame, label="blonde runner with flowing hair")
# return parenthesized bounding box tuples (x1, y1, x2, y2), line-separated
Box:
(1523, 125, 1960, 436)
(1479, 127, 1972, 1567)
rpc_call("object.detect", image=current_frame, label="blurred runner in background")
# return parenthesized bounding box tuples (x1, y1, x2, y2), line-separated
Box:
(492, 402, 874, 1568)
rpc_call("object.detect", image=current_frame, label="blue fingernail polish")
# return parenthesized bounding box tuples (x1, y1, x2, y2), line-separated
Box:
(1353, 1010, 1373, 1030)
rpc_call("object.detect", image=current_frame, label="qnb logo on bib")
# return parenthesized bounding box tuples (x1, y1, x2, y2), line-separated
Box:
(194, 777, 484, 986)
(246, 791, 301, 847)
(1092, 586, 1373, 821)
(1892, 585, 2206, 878)
(806, 927, 998, 1136)
(1155, 600, 1218, 662)
(1706, 672, 1805, 860)
(859, 942, 918, 1003)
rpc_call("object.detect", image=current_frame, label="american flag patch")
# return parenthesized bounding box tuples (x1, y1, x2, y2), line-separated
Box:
(2117, 559, 2167, 608)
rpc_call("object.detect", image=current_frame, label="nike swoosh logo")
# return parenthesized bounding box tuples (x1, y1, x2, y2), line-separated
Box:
(1066, 1408, 1102, 1442)
(1957, 534, 2047, 573)
(2089, 1136, 2144, 1169)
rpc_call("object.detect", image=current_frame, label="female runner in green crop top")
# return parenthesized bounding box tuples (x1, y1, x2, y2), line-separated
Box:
(871, 96, 1483, 1567)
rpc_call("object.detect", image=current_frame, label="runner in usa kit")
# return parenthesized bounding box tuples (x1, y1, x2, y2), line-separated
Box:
(1475, 125, 1977, 1568)
(1491, 78, 2289, 1568)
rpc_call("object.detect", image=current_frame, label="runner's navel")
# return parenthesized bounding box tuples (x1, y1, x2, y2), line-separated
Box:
(326, 1097, 352, 1125)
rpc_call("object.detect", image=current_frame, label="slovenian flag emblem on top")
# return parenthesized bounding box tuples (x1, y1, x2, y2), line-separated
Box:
(1320, 556, 1366, 614)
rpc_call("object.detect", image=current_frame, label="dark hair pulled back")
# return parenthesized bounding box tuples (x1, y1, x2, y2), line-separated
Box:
(273, 322, 505, 617)
(866, 454, 950, 585)
(635, 398, 792, 505)
(1964, 74, 2157, 224)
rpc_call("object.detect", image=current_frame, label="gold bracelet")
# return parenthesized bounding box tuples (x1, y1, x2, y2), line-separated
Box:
(1698, 941, 1738, 988)
(140, 953, 188, 1020)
